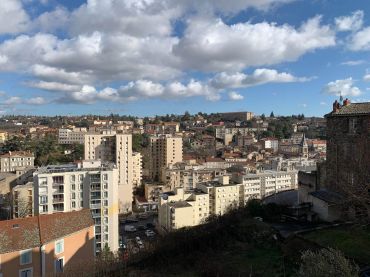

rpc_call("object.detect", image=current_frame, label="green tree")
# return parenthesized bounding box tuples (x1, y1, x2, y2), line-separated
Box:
(270, 111, 275, 118)
(261, 113, 266, 120)
(298, 248, 358, 277)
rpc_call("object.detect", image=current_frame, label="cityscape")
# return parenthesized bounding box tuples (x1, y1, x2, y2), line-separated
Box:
(0, 1, 370, 277)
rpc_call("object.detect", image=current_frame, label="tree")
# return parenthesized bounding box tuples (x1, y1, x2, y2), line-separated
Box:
(270, 111, 275, 118)
(261, 113, 266, 120)
(298, 248, 358, 277)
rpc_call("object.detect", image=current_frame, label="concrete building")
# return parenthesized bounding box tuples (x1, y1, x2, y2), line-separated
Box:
(12, 182, 34, 218)
(132, 152, 142, 191)
(148, 135, 183, 181)
(34, 161, 119, 253)
(219, 111, 254, 122)
(0, 131, 8, 143)
(85, 131, 133, 213)
(260, 137, 279, 152)
(144, 122, 180, 134)
(158, 187, 210, 231)
(0, 209, 95, 277)
(161, 162, 226, 191)
(233, 170, 297, 204)
(58, 128, 87, 144)
(0, 151, 35, 173)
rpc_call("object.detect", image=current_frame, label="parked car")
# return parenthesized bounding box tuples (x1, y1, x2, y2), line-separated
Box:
(146, 222, 155, 228)
(124, 218, 139, 224)
(145, 230, 155, 237)
(137, 225, 147, 231)
(124, 225, 137, 232)
(135, 236, 144, 249)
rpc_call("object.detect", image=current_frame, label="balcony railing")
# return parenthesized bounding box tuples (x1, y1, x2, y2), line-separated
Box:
(52, 198, 64, 204)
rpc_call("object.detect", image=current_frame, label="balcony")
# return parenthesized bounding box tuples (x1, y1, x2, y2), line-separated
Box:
(53, 183, 64, 187)
(52, 197, 64, 204)
(53, 189, 64, 194)
(92, 212, 101, 218)
(90, 203, 101, 209)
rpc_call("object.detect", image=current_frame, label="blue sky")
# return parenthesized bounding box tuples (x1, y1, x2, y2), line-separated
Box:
(0, 0, 370, 117)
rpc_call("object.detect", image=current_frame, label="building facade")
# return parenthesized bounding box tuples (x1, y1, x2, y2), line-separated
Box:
(148, 135, 183, 181)
(34, 161, 119, 253)
(132, 152, 142, 191)
(0, 209, 95, 277)
(84, 131, 133, 213)
(58, 128, 87, 144)
(0, 151, 35, 173)
(12, 182, 34, 218)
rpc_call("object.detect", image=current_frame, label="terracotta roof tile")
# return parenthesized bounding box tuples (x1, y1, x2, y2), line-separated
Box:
(0, 209, 94, 254)
(326, 102, 370, 117)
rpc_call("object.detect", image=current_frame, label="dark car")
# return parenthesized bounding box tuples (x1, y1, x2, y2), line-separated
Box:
(123, 218, 139, 224)
(146, 222, 155, 228)
(137, 225, 147, 231)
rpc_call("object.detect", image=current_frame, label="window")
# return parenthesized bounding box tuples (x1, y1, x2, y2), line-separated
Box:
(55, 258, 64, 274)
(55, 239, 64, 254)
(70, 175, 75, 182)
(71, 184, 75, 190)
(19, 268, 33, 277)
(79, 184, 83, 190)
(71, 201, 76, 208)
(71, 192, 76, 200)
(20, 249, 32, 265)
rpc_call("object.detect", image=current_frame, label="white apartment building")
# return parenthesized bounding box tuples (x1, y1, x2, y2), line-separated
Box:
(233, 170, 297, 204)
(158, 172, 297, 231)
(149, 135, 183, 181)
(58, 128, 87, 144)
(0, 151, 35, 172)
(158, 187, 210, 231)
(84, 131, 133, 213)
(33, 161, 119, 253)
(132, 152, 142, 190)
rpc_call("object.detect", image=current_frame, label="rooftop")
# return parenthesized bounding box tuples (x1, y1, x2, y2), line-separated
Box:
(310, 189, 344, 205)
(168, 201, 192, 208)
(0, 209, 94, 254)
(326, 102, 370, 117)
(0, 151, 34, 158)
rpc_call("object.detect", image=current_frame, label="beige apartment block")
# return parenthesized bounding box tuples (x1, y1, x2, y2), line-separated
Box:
(34, 161, 119, 253)
(84, 131, 133, 213)
(158, 187, 209, 231)
(0, 151, 35, 173)
(132, 152, 142, 190)
(149, 135, 183, 181)
(0, 131, 8, 143)
(12, 182, 34, 218)
(58, 127, 87, 144)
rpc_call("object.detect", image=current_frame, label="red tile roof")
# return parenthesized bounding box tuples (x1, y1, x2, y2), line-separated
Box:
(0, 209, 94, 254)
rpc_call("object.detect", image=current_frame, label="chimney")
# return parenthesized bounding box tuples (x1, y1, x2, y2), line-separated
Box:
(332, 100, 340, 112)
(343, 98, 350, 106)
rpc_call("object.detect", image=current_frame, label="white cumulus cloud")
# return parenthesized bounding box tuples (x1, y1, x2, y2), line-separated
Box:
(228, 91, 244, 101)
(323, 78, 361, 97)
(335, 10, 364, 32)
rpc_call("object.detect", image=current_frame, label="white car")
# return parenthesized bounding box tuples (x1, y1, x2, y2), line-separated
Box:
(145, 230, 155, 237)
(135, 236, 144, 249)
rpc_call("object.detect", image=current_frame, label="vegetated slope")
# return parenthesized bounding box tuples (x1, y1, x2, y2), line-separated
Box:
(131, 207, 292, 277)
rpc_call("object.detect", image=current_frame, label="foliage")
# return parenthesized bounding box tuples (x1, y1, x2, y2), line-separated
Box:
(297, 248, 358, 277)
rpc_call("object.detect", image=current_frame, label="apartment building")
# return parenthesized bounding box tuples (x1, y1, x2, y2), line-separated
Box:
(233, 170, 297, 203)
(219, 111, 254, 122)
(158, 187, 210, 231)
(0, 131, 8, 143)
(0, 209, 95, 277)
(144, 122, 180, 134)
(158, 172, 297, 231)
(84, 131, 133, 213)
(149, 135, 183, 181)
(0, 151, 35, 173)
(132, 152, 142, 190)
(33, 161, 119, 253)
(12, 182, 34, 218)
(58, 128, 87, 144)
(161, 162, 226, 191)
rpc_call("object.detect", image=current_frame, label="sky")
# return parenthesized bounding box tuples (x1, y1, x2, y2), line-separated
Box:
(0, 0, 370, 117)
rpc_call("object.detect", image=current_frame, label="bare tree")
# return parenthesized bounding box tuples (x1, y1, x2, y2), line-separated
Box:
(298, 248, 359, 277)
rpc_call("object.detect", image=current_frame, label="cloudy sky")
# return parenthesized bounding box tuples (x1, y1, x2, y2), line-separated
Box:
(0, 0, 369, 117)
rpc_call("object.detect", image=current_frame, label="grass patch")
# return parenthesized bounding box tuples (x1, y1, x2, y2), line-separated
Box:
(303, 225, 370, 265)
